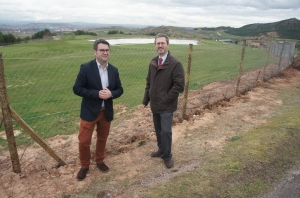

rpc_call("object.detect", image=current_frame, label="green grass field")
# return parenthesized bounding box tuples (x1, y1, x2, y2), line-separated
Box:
(0, 35, 277, 149)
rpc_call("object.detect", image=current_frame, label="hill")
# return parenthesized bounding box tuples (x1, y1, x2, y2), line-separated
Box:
(128, 18, 300, 41)
(225, 18, 300, 40)
(1, 18, 299, 42)
(136, 25, 222, 40)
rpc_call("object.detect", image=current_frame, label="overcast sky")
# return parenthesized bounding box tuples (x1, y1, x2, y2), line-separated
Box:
(1, 0, 300, 28)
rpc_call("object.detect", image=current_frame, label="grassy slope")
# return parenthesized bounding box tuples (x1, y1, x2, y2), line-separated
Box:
(138, 79, 300, 197)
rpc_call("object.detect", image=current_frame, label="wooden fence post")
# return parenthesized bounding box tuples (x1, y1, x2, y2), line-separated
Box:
(0, 109, 3, 129)
(10, 107, 66, 167)
(0, 52, 66, 172)
(0, 52, 21, 173)
(182, 44, 193, 120)
(236, 40, 246, 95)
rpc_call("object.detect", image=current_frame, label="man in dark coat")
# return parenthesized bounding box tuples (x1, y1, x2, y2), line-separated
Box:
(143, 33, 185, 168)
(73, 39, 123, 181)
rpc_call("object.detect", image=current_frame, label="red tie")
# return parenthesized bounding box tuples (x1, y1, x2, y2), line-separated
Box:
(158, 58, 163, 68)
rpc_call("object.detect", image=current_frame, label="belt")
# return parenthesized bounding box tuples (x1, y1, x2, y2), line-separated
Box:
(100, 107, 105, 111)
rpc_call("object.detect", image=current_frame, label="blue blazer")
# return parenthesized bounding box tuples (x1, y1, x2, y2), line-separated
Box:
(73, 59, 123, 122)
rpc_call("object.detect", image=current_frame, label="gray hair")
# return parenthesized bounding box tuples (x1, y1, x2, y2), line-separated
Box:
(154, 33, 169, 44)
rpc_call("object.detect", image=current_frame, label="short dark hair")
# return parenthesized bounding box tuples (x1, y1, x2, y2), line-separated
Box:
(93, 39, 110, 50)
(155, 33, 169, 44)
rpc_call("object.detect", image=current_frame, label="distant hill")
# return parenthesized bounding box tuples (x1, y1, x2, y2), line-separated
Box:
(1, 18, 299, 41)
(224, 18, 300, 40)
(137, 25, 220, 39)
(135, 19, 300, 40)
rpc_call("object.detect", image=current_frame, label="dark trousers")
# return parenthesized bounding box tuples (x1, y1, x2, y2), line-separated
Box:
(78, 111, 111, 168)
(153, 112, 173, 161)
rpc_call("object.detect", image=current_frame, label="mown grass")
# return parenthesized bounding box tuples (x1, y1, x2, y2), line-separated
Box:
(137, 84, 300, 197)
(0, 35, 276, 149)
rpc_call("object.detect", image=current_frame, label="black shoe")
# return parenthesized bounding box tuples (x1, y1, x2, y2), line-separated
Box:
(164, 159, 174, 169)
(151, 150, 163, 157)
(97, 162, 109, 173)
(77, 168, 89, 181)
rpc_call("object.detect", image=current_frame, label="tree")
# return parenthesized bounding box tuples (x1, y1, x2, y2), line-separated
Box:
(73, 30, 97, 36)
(31, 28, 52, 39)
(23, 36, 31, 42)
(0, 31, 4, 44)
(74, 30, 85, 35)
(1, 33, 17, 44)
(107, 30, 119, 35)
(43, 29, 51, 38)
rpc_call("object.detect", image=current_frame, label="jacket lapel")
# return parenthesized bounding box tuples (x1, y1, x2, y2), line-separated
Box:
(92, 59, 103, 89)
(107, 64, 113, 89)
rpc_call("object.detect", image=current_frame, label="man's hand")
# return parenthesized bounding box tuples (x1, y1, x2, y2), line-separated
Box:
(99, 88, 112, 100)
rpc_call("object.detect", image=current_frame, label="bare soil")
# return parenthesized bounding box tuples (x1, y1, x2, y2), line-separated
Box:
(1, 66, 300, 198)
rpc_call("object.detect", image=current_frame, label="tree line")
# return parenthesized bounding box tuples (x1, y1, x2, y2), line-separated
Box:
(0, 28, 56, 45)
(73, 30, 97, 36)
(107, 30, 124, 34)
(0, 31, 21, 44)
(0, 29, 98, 45)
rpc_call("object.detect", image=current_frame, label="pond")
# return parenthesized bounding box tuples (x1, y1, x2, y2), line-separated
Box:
(89, 39, 198, 45)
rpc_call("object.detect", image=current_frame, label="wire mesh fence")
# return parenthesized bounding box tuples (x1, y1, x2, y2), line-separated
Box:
(269, 41, 296, 72)
(0, 40, 296, 171)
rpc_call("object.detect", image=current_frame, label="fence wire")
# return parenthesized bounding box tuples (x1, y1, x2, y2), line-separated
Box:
(0, 41, 296, 151)
(269, 41, 296, 72)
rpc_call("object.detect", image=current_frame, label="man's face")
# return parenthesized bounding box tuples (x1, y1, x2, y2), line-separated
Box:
(94, 43, 110, 64)
(155, 37, 169, 56)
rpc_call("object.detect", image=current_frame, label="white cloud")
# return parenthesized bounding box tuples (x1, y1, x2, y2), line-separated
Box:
(0, 0, 299, 27)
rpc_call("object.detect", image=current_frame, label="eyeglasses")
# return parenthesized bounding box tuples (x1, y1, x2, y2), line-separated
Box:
(156, 42, 166, 46)
(98, 49, 110, 53)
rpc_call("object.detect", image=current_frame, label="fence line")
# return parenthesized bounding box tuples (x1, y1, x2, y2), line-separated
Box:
(0, 40, 296, 172)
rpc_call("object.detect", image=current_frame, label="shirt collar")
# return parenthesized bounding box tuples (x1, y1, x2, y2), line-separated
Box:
(159, 52, 168, 63)
(96, 60, 108, 70)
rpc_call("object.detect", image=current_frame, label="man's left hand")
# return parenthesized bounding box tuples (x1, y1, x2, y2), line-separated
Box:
(99, 88, 112, 100)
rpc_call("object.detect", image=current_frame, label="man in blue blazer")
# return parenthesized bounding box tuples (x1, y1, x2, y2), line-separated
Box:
(73, 39, 123, 181)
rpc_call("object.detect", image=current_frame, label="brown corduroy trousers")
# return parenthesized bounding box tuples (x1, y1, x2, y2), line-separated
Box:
(78, 111, 111, 168)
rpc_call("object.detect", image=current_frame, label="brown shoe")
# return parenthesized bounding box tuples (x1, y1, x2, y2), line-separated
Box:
(164, 159, 174, 169)
(97, 162, 109, 173)
(77, 168, 89, 181)
(151, 150, 163, 157)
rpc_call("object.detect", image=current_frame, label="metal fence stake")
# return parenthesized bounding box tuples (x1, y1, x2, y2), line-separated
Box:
(277, 41, 286, 74)
(262, 40, 271, 82)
